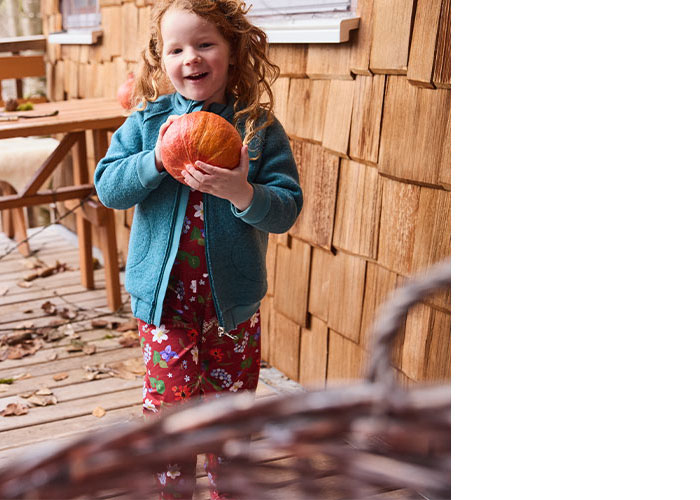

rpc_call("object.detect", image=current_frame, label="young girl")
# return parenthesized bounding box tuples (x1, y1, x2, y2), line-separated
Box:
(94, 1, 302, 497)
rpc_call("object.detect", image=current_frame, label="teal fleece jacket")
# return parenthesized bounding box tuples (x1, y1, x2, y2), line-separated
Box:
(94, 92, 302, 330)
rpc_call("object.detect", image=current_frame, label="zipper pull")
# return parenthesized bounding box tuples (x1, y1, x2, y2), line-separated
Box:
(218, 326, 236, 339)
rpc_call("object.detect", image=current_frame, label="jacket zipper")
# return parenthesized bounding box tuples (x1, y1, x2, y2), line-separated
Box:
(149, 183, 182, 325)
(202, 193, 233, 339)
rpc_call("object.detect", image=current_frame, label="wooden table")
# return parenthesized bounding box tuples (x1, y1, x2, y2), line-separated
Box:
(0, 97, 127, 311)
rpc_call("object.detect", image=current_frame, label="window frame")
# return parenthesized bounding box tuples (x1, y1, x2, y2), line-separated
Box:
(246, 0, 360, 44)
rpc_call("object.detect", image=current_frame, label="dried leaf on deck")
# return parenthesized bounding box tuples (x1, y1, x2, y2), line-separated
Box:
(3, 330, 33, 345)
(21, 257, 45, 270)
(108, 358, 146, 380)
(0, 385, 9, 393)
(52, 372, 69, 381)
(58, 308, 78, 320)
(62, 324, 78, 338)
(12, 372, 31, 381)
(41, 301, 57, 316)
(0, 287, 8, 296)
(23, 261, 69, 282)
(27, 394, 58, 407)
(82, 344, 97, 355)
(35, 387, 53, 396)
(92, 406, 106, 418)
(16, 281, 33, 289)
(66, 339, 86, 353)
(83, 364, 112, 381)
(1, 403, 28, 417)
(91, 319, 109, 329)
(22, 309, 33, 314)
(46, 330, 66, 343)
(0, 339, 42, 361)
(47, 352, 58, 361)
(118, 330, 140, 348)
(116, 318, 139, 332)
(16, 321, 34, 330)
(18, 392, 33, 398)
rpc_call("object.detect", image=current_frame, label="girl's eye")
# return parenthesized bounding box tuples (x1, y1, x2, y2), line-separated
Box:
(200, 42, 213, 48)
(170, 48, 182, 54)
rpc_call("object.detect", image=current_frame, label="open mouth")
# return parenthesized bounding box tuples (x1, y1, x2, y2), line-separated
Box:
(185, 72, 208, 81)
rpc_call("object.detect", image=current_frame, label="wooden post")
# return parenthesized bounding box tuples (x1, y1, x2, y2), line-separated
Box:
(72, 131, 94, 290)
(97, 205, 121, 311)
(92, 128, 121, 311)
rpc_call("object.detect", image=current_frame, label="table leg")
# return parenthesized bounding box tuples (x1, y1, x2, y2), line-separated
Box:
(97, 206, 121, 311)
(92, 129, 122, 311)
(72, 132, 94, 290)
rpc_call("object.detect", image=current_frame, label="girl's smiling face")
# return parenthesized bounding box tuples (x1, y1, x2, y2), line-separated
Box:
(161, 8, 231, 106)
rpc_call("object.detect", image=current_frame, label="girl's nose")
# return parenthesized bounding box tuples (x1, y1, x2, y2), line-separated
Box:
(184, 49, 201, 65)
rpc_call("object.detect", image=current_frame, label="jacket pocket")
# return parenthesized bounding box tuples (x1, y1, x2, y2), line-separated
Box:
(125, 208, 151, 271)
(230, 225, 267, 283)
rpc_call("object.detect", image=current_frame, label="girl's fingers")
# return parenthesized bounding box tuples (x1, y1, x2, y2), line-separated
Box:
(238, 145, 249, 170)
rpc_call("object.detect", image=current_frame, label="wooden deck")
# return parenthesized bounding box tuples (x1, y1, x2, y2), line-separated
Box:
(0, 226, 424, 499)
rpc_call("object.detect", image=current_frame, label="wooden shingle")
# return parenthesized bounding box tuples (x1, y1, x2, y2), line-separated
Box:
(377, 180, 450, 277)
(332, 159, 381, 259)
(271, 312, 301, 381)
(327, 330, 368, 384)
(285, 78, 329, 142)
(101, 6, 122, 60)
(288, 142, 339, 250)
(260, 296, 273, 362)
(270, 76, 290, 129)
(360, 262, 400, 349)
(306, 44, 353, 80)
(121, 2, 140, 63)
(378, 76, 450, 187)
(265, 242, 277, 297)
(412, 185, 451, 273)
(137, 6, 152, 61)
(321, 79, 354, 156)
(368, 0, 414, 74)
(52, 60, 64, 102)
(377, 177, 420, 276)
(273, 237, 311, 327)
(433, 0, 451, 89)
(425, 307, 451, 382)
(299, 315, 329, 388)
(407, 0, 443, 88)
(400, 302, 432, 380)
(308, 246, 334, 322)
(268, 44, 308, 78)
(348, 74, 385, 164)
(349, 0, 375, 75)
(327, 251, 367, 343)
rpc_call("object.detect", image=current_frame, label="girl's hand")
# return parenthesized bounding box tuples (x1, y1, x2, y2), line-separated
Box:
(182, 145, 254, 211)
(154, 114, 181, 172)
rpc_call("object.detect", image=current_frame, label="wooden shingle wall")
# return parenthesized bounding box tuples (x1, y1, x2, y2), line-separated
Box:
(40, 0, 451, 387)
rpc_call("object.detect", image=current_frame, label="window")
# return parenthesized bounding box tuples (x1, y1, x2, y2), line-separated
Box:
(246, 0, 359, 44)
(48, 0, 102, 45)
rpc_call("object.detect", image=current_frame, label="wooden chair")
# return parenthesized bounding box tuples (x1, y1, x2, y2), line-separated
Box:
(0, 35, 52, 257)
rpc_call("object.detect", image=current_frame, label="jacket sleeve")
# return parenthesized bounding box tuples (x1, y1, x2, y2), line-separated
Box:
(94, 111, 169, 210)
(231, 117, 303, 234)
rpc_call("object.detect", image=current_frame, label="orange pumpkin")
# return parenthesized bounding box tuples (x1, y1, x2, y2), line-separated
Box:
(117, 72, 135, 110)
(161, 111, 242, 184)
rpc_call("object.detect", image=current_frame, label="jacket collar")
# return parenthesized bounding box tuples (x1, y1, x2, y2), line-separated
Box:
(171, 92, 236, 121)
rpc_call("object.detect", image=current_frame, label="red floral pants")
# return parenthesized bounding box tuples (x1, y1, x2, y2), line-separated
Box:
(138, 190, 261, 499)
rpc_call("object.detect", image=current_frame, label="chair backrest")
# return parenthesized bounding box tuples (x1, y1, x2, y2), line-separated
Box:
(0, 35, 48, 106)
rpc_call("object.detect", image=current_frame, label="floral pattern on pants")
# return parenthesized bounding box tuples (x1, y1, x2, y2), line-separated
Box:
(138, 189, 261, 499)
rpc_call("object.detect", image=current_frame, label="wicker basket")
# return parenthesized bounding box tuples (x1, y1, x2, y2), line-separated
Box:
(0, 260, 451, 499)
